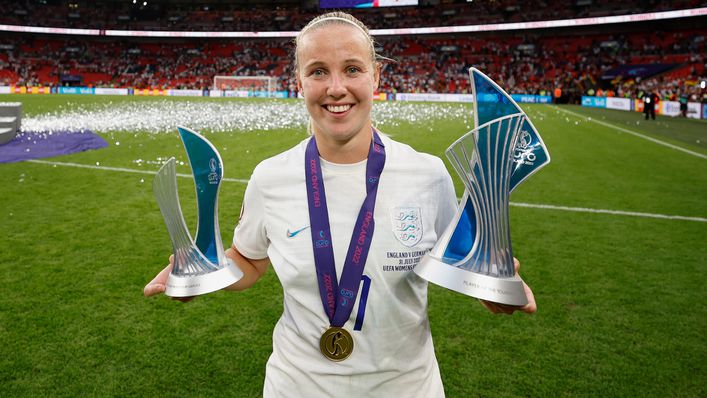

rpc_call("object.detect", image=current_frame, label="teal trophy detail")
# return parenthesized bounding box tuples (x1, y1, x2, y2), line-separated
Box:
(153, 126, 243, 297)
(414, 68, 550, 306)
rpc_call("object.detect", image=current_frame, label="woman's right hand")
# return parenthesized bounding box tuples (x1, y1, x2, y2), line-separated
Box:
(143, 255, 194, 302)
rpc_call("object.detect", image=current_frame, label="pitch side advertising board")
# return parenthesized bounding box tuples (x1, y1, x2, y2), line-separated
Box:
(583, 95, 704, 119)
(581, 96, 607, 108)
(606, 97, 631, 111)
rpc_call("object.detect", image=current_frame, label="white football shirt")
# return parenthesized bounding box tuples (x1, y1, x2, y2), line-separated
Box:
(234, 134, 457, 398)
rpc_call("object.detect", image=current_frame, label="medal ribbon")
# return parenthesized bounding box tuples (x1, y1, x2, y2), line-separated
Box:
(305, 130, 386, 328)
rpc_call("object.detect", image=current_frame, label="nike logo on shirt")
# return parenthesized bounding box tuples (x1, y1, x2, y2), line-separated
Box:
(286, 226, 310, 238)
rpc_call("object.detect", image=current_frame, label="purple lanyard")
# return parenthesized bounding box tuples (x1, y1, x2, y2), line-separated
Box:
(305, 130, 386, 328)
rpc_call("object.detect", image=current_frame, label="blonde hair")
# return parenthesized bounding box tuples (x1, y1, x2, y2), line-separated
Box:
(294, 12, 386, 74)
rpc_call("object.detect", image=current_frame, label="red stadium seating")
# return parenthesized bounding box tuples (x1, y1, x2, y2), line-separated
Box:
(0, 1, 704, 102)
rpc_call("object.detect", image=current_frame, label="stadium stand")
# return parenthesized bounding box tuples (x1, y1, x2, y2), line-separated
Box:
(0, 0, 703, 31)
(0, 1, 705, 103)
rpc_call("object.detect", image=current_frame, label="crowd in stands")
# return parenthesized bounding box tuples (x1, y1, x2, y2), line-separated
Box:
(2, 26, 704, 103)
(0, 1, 705, 103)
(0, 0, 704, 32)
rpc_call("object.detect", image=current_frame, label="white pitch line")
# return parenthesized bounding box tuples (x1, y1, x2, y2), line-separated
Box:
(24, 158, 706, 223)
(510, 201, 707, 223)
(555, 107, 707, 160)
(25, 159, 249, 183)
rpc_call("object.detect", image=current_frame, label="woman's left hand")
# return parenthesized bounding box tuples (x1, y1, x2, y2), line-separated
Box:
(479, 258, 537, 315)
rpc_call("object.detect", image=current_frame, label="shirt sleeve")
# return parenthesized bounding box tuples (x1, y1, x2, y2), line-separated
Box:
(233, 172, 269, 260)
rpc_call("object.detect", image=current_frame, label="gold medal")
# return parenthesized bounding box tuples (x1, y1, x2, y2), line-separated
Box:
(320, 327, 354, 361)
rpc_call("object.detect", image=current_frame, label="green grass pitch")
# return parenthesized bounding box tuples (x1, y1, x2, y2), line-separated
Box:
(1, 94, 705, 397)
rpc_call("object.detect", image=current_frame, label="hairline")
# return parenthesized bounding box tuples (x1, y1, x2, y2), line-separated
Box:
(295, 15, 377, 74)
(298, 16, 370, 39)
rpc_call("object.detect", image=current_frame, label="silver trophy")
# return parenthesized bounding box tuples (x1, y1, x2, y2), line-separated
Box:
(414, 68, 550, 306)
(153, 126, 242, 297)
(0, 102, 21, 145)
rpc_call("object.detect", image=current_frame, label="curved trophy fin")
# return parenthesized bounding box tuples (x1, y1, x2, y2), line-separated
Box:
(441, 194, 476, 264)
(469, 67, 551, 191)
(152, 130, 243, 297)
(153, 158, 218, 276)
(442, 114, 524, 277)
(177, 125, 225, 265)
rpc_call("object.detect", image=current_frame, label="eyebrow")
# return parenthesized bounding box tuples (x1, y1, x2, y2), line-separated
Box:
(304, 58, 367, 69)
(341, 58, 366, 64)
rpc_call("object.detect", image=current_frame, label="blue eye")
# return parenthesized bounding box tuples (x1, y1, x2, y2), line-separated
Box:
(347, 67, 361, 74)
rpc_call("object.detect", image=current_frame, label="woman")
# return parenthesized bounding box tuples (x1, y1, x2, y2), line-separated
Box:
(145, 12, 536, 397)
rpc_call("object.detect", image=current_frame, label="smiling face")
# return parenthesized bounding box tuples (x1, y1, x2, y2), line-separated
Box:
(296, 23, 380, 160)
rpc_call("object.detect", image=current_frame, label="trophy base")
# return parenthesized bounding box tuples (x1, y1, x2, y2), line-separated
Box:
(414, 254, 528, 306)
(165, 259, 243, 297)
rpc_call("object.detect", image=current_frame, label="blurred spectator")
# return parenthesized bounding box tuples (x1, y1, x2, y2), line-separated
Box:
(642, 90, 660, 120)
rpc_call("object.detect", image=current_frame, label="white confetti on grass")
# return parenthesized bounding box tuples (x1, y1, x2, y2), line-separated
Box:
(20, 99, 472, 134)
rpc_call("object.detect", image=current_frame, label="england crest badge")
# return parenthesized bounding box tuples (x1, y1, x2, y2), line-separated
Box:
(390, 207, 423, 247)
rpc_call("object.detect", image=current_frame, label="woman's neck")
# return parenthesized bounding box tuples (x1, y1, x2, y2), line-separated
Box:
(314, 128, 373, 164)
